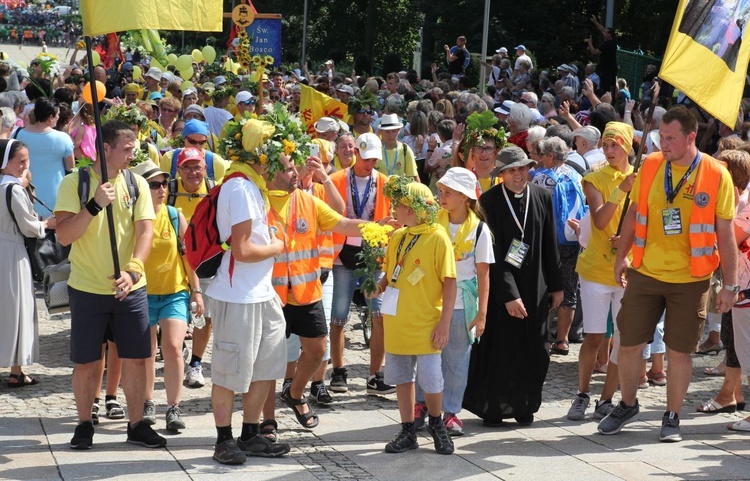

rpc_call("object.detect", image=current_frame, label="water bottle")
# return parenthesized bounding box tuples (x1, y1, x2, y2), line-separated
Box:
(190, 301, 205, 329)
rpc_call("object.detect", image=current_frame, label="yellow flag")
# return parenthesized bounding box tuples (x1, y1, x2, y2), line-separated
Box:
(659, 0, 750, 128)
(299, 84, 352, 136)
(81, 0, 222, 37)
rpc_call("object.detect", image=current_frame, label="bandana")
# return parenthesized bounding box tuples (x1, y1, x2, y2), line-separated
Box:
(602, 121, 634, 155)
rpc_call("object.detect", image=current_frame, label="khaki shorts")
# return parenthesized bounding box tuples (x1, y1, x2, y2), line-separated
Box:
(209, 296, 287, 393)
(617, 269, 709, 354)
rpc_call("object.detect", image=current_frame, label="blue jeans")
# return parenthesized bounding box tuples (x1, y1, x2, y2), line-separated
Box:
(330, 264, 382, 326)
(642, 313, 666, 359)
(416, 309, 470, 414)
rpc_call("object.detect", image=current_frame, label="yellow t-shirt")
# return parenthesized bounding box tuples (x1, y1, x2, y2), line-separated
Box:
(144, 206, 188, 295)
(54, 169, 156, 295)
(576, 164, 634, 285)
(630, 157, 735, 283)
(159, 149, 229, 183)
(268, 191, 343, 305)
(478, 176, 501, 194)
(376, 142, 418, 177)
(382, 224, 457, 355)
(168, 179, 209, 221)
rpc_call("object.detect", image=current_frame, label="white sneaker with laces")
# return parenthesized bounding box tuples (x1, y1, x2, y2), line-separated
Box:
(185, 364, 205, 388)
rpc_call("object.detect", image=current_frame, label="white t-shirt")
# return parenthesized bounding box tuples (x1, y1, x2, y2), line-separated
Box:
(203, 106, 234, 138)
(487, 65, 502, 87)
(449, 221, 495, 309)
(582, 148, 607, 171)
(515, 54, 533, 71)
(206, 177, 276, 304)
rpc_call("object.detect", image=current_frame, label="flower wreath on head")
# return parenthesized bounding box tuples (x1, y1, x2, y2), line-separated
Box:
(212, 86, 234, 101)
(103, 104, 149, 132)
(383, 175, 438, 225)
(220, 102, 311, 180)
(347, 89, 382, 116)
(462, 110, 507, 160)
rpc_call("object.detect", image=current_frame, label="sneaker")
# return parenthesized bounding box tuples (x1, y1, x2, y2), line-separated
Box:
(182, 342, 190, 364)
(367, 371, 396, 395)
(660, 411, 682, 442)
(329, 367, 348, 393)
(638, 375, 649, 389)
(566, 393, 590, 421)
(597, 400, 640, 435)
(106, 399, 125, 419)
(236, 434, 290, 457)
(443, 413, 464, 436)
(185, 363, 205, 388)
(166, 405, 186, 432)
(384, 428, 418, 453)
(91, 402, 100, 425)
(70, 421, 94, 450)
(310, 381, 333, 404)
(427, 421, 455, 455)
(593, 399, 616, 420)
(142, 400, 156, 425)
(127, 421, 167, 448)
(213, 438, 247, 465)
(413, 402, 429, 430)
(647, 370, 667, 386)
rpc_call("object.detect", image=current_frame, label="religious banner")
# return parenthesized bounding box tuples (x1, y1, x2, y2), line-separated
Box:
(80, 0, 222, 36)
(659, 0, 750, 128)
(246, 17, 283, 68)
(299, 84, 352, 136)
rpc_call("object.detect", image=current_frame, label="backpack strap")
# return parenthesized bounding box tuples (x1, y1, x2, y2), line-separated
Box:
(78, 166, 90, 208)
(166, 204, 185, 255)
(167, 178, 178, 206)
(205, 151, 214, 180)
(473, 220, 485, 255)
(11, 127, 23, 139)
(206, 177, 216, 190)
(5, 182, 19, 227)
(122, 168, 139, 221)
(171, 148, 181, 180)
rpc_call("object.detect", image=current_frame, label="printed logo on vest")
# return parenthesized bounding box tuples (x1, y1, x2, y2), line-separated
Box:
(295, 218, 309, 234)
(695, 192, 710, 208)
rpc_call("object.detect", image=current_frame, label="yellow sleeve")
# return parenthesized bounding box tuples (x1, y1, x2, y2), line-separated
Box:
(403, 146, 418, 177)
(160, 150, 175, 175)
(210, 152, 229, 182)
(434, 231, 457, 281)
(716, 167, 736, 220)
(134, 175, 157, 221)
(629, 170, 642, 204)
(313, 196, 344, 231)
(148, 143, 160, 163)
(53, 173, 81, 214)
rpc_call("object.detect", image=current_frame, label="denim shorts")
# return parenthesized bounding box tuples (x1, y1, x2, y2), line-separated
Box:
(330, 264, 382, 326)
(147, 291, 190, 327)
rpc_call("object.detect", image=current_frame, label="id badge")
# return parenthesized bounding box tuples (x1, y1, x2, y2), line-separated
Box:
(505, 238, 529, 268)
(391, 264, 402, 283)
(407, 266, 425, 286)
(661, 208, 683, 236)
(381, 286, 399, 316)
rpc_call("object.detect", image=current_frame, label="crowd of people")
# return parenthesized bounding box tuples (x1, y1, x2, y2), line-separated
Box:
(3, 23, 750, 466)
(0, 6, 79, 47)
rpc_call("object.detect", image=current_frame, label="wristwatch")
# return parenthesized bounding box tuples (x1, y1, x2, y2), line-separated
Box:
(724, 284, 741, 294)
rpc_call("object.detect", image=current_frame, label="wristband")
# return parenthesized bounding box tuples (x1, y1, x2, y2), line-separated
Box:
(608, 188, 627, 204)
(322, 177, 332, 184)
(124, 258, 145, 276)
(193, 288, 203, 294)
(85, 198, 102, 216)
(624, 110, 632, 114)
(427, 149, 434, 153)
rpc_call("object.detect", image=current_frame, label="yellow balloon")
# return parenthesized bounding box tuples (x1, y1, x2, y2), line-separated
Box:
(181, 81, 194, 92)
(167, 53, 178, 65)
(202, 45, 216, 64)
(180, 66, 194, 80)
(192, 49, 203, 63)
(91, 51, 101, 67)
(132, 65, 142, 80)
(150, 60, 164, 72)
(175, 55, 192, 72)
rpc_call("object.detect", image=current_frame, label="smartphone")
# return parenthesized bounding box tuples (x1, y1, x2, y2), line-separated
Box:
(308, 143, 320, 158)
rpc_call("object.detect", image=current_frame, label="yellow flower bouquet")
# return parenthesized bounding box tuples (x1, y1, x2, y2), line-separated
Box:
(355, 222, 394, 295)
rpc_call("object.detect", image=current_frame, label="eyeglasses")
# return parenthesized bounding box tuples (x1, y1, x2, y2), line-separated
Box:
(185, 137, 207, 145)
(357, 109, 374, 115)
(148, 180, 168, 190)
(178, 165, 204, 173)
(472, 146, 495, 154)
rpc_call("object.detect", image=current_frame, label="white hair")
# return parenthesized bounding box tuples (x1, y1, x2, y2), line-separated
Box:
(508, 103, 532, 131)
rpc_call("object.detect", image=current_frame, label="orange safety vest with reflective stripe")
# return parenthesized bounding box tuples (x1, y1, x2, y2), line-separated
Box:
(310, 182, 334, 269)
(270, 190, 323, 306)
(632, 153, 723, 278)
(330, 168, 391, 258)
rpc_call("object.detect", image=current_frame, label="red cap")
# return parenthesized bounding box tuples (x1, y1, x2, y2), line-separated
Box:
(177, 147, 205, 167)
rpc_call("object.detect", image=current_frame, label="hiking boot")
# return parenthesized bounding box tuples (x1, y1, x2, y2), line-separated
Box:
(329, 367, 348, 393)
(384, 427, 418, 453)
(443, 413, 464, 436)
(127, 421, 167, 448)
(660, 411, 682, 442)
(593, 399, 616, 420)
(427, 421, 455, 455)
(185, 363, 205, 388)
(413, 402, 429, 430)
(597, 400, 640, 435)
(367, 371, 396, 395)
(106, 399, 125, 419)
(91, 402, 100, 425)
(566, 393, 590, 421)
(213, 438, 247, 465)
(70, 421, 94, 450)
(166, 405, 186, 432)
(310, 381, 333, 404)
(142, 400, 156, 425)
(236, 434, 290, 457)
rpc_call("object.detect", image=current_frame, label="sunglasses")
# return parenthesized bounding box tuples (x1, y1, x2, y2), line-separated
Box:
(240, 99, 256, 106)
(185, 137, 207, 145)
(148, 180, 168, 190)
(357, 109, 374, 115)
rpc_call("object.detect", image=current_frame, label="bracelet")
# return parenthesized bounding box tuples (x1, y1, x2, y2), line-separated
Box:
(608, 188, 627, 204)
(624, 110, 632, 114)
(322, 177, 332, 184)
(427, 149, 434, 153)
(85, 198, 102, 216)
(193, 288, 203, 294)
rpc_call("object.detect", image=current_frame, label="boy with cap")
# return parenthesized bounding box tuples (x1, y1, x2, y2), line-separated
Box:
(369, 176, 457, 455)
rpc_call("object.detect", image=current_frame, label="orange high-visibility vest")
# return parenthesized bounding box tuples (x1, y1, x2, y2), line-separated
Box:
(632, 153, 724, 278)
(330, 168, 391, 258)
(270, 190, 323, 305)
(310, 182, 334, 269)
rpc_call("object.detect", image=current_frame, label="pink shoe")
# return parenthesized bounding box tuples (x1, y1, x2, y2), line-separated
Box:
(413, 402, 428, 430)
(646, 370, 667, 386)
(638, 375, 649, 389)
(443, 413, 464, 436)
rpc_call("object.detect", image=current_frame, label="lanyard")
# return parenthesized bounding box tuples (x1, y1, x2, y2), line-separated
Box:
(664, 153, 701, 204)
(383, 146, 399, 176)
(391, 233, 421, 283)
(502, 184, 529, 240)
(350, 172, 373, 219)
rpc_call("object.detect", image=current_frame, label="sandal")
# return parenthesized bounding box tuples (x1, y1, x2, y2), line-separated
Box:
(696, 341, 724, 355)
(646, 370, 667, 386)
(697, 398, 737, 413)
(704, 362, 726, 376)
(281, 385, 319, 429)
(259, 419, 278, 443)
(106, 399, 125, 419)
(549, 341, 569, 356)
(7, 373, 39, 388)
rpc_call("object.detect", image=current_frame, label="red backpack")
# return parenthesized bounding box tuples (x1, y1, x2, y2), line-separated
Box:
(185, 172, 248, 279)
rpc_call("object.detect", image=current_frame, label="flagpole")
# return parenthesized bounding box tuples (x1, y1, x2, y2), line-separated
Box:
(84, 36, 121, 280)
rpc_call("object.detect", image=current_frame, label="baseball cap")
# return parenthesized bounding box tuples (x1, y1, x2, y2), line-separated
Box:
(356, 133, 383, 160)
(437, 167, 478, 200)
(235, 91, 254, 104)
(182, 87, 197, 97)
(336, 85, 354, 95)
(495, 47, 508, 54)
(148, 92, 163, 101)
(515, 45, 526, 51)
(183, 104, 205, 119)
(177, 147, 205, 167)
(572, 125, 601, 143)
